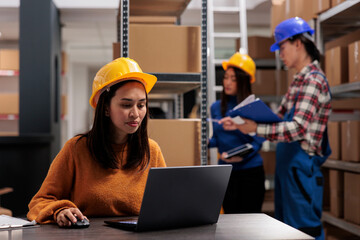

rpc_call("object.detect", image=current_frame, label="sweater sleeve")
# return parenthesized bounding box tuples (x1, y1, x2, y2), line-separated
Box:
(27, 138, 78, 224)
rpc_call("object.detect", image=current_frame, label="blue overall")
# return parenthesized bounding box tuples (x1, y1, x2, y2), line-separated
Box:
(275, 73, 331, 240)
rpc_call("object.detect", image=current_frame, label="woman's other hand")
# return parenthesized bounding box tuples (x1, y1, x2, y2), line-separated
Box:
(219, 117, 257, 134)
(221, 152, 243, 163)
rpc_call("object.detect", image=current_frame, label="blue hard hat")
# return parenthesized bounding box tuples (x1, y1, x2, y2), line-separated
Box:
(270, 17, 314, 52)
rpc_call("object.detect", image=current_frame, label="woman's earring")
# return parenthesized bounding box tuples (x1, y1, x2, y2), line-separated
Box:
(105, 110, 109, 117)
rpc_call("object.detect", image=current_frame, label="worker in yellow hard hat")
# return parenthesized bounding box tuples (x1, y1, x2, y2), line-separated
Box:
(208, 52, 265, 214)
(27, 57, 166, 227)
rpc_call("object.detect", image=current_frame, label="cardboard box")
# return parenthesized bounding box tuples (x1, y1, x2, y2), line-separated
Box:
(325, 29, 360, 51)
(113, 24, 201, 73)
(129, 16, 176, 25)
(348, 40, 360, 83)
(331, 98, 360, 110)
(0, 49, 19, 70)
(61, 51, 67, 74)
(288, 0, 315, 22)
(0, 94, 19, 114)
(344, 172, 360, 225)
(253, 69, 287, 96)
(331, 0, 345, 7)
(328, 121, 341, 160)
(325, 46, 348, 86)
(271, 0, 287, 34)
(236, 36, 275, 59)
(148, 119, 200, 167)
(329, 169, 344, 218)
(61, 95, 67, 116)
(341, 121, 360, 162)
(312, 0, 331, 15)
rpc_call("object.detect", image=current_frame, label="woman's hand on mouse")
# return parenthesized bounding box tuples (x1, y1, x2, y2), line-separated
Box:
(56, 207, 87, 227)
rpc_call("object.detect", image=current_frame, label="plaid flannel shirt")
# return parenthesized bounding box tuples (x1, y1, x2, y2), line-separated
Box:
(257, 60, 331, 156)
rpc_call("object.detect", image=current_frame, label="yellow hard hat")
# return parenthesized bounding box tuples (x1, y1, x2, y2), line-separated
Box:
(222, 52, 256, 83)
(89, 57, 157, 108)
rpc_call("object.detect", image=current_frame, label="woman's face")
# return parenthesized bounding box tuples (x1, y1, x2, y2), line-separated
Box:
(279, 39, 298, 69)
(107, 81, 147, 143)
(223, 68, 237, 96)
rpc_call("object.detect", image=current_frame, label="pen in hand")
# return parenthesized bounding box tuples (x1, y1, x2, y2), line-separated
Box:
(207, 118, 220, 123)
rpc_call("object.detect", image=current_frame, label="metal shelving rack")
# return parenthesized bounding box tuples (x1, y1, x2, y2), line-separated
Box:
(315, 1, 360, 237)
(315, 0, 360, 54)
(118, 0, 208, 164)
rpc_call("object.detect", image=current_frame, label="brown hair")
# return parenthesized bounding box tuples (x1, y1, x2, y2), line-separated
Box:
(220, 67, 252, 117)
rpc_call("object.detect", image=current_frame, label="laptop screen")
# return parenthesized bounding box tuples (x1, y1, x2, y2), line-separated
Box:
(105, 165, 232, 232)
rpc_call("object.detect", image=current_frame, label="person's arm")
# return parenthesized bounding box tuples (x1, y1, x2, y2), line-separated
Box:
(221, 78, 324, 142)
(27, 139, 78, 224)
(257, 78, 323, 142)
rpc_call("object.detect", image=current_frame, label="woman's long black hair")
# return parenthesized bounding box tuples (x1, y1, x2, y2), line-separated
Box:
(220, 67, 252, 117)
(78, 80, 150, 170)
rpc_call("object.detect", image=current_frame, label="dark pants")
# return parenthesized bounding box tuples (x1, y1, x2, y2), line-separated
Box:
(222, 166, 265, 214)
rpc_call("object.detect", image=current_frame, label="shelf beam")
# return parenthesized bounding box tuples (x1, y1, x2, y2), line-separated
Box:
(331, 82, 360, 98)
(322, 159, 360, 173)
(322, 212, 360, 237)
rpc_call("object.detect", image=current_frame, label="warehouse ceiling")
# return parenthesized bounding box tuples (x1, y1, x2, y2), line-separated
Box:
(0, 0, 271, 66)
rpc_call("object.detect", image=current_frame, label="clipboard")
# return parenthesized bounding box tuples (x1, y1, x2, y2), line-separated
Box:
(229, 99, 282, 123)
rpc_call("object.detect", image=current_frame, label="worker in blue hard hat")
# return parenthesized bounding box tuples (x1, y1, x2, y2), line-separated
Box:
(219, 17, 331, 240)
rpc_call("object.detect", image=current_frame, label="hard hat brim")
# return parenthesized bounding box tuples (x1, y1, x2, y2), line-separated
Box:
(270, 42, 280, 52)
(221, 61, 255, 83)
(89, 72, 157, 108)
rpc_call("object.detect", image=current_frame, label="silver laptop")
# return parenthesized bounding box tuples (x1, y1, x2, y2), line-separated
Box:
(104, 165, 232, 232)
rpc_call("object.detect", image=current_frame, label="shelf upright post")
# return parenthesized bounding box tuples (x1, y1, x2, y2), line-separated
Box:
(201, 0, 208, 165)
(239, 0, 248, 53)
(120, 0, 129, 58)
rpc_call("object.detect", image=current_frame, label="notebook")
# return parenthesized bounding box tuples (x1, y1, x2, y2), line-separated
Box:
(104, 165, 232, 232)
(229, 96, 282, 123)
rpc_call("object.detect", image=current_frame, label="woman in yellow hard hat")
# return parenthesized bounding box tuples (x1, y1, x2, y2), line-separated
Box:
(208, 52, 265, 214)
(27, 57, 166, 227)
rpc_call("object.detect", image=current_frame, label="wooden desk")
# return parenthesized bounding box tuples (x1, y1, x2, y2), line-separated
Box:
(1, 214, 314, 240)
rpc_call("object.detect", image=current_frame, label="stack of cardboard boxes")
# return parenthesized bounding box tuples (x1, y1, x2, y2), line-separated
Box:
(325, 28, 360, 230)
(113, 16, 202, 167)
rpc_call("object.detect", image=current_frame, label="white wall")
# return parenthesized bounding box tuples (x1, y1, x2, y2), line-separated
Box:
(66, 63, 91, 143)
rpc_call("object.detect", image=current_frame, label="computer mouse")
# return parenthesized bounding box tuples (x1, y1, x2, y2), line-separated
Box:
(70, 216, 90, 228)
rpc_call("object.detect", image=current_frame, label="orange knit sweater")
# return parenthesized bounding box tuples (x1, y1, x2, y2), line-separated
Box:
(27, 136, 166, 224)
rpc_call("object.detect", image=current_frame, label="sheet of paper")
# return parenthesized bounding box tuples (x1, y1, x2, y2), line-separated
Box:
(231, 116, 245, 124)
(233, 94, 256, 110)
(0, 215, 36, 230)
